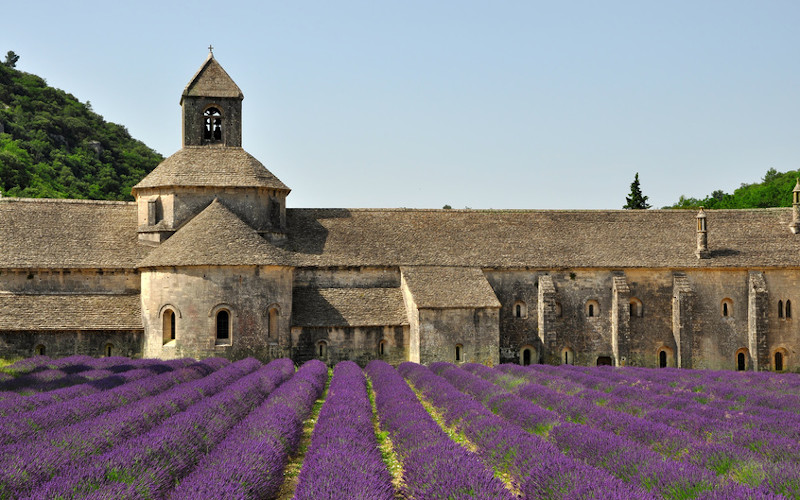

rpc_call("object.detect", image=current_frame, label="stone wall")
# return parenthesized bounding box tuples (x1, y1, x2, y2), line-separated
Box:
(417, 308, 500, 365)
(290, 325, 408, 367)
(0, 268, 139, 294)
(141, 265, 292, 361)
(0, 330, 143, 359)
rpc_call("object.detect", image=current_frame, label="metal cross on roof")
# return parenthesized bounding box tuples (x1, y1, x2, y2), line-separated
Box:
(208, 44, 214, 54)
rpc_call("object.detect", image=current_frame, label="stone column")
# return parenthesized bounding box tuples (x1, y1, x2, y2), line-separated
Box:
(612, 274, 631, 366)
(537, 274, 558, 364)
(748, 271, 769, 371)
(672, 273, 695, 368)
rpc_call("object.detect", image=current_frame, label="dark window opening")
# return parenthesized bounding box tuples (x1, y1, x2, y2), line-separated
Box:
(629, 303, 633, 317)
(269, 199, 281, 228)
(588, 304, 595, 317)
(775, 352, 784, 371)
(779, 300, 784, 318)
(659, 350, 667, 368)
(105, 344, 113, 357)
(522, 348, 531, 366)
(787, 300, 792, 319)
(379, 341, 385, 356)
(597, 356, 613, 366)
(723, 303, 729, 317)
(455, 345, 462, 362)
(34, 344, 46, 356)
(216, 310, 230, 340)
(203, 107, 222, 142)
(737, 352, 746, 371)
(515, 304, 522, 318)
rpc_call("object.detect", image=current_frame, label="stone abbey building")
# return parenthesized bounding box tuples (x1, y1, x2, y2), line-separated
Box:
(1, 53, 799, 372)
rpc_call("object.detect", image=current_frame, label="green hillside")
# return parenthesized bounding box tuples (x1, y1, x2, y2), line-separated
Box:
(0, 53, 162, 201)
(669, 168, 800, 209)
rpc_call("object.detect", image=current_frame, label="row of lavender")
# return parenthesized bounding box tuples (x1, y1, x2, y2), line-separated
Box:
(0, 355, 328, 500)
(463, 362, 799, 499)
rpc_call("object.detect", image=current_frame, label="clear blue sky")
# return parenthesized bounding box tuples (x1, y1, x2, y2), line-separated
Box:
(4, 1, 799, 209)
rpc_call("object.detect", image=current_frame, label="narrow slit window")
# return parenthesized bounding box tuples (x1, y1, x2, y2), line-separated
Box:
(779, 300, 784, 318)
(787, 300, 792, 319)
(455, 344, 463, 362)
(216, 310, 230, 340)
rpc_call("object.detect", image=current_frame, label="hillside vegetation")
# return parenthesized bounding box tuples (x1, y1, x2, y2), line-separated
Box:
(669, 167, 800, 209)
(0, 54, 162, 201)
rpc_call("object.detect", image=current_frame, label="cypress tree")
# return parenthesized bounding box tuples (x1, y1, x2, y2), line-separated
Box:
(623, 172, 651, 209)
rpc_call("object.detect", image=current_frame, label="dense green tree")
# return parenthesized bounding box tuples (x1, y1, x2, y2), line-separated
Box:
(3, 51, 19, 68)
(0, 56, 162, 199)
(669, 167, 800, 209)
(623, 172, 651, 209)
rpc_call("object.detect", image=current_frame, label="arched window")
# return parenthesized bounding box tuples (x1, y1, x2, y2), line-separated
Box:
(721, 298, 733, 317)
(34, 344, 46, 356)
(513, 301, 527, 319)
(555, 302, 563, 318)
(779, 300, 784, 318)
(163, 309, 176, 345)
(629, 297, 643, 318)
(268, 306, 279, 338)
(216, 310, 230, 344)
(561, 347, 574, 365)
(586, 300, 599, 318)
(455, 344, 463, 362)
(203, 107, 222, 142)
(104, 343, 114, 357)
(735, 348, 748, 371)
(317, 340, 328, 359)
(379, 339, 387, 357)
(657, 346, 673, 368)
(787, 300, 792, 319)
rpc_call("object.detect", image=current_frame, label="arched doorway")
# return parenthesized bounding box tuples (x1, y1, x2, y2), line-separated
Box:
(596, 356, 613, 366)
(659, 350, 667, 368)
(519, 346, 535, 366)
(775, 351, 784, 371)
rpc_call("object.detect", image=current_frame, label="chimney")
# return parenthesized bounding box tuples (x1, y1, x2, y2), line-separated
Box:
(696, 207, 710, 259)
(790, 179, 800, 234)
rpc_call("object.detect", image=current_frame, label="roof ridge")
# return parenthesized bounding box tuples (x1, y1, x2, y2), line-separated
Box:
(0, 197, 135, 206)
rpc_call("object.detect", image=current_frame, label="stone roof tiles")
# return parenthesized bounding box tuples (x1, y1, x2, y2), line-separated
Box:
(285, 207, 800, 269)
(137, 199, 293, 268)
(0, 293, 142, 330)
(0, 198, 147, 269)
(182, 53, 243, 101)
(132, 147, 289, 191)
(401, 266, 501, 309)
(292, 287, 408, 327)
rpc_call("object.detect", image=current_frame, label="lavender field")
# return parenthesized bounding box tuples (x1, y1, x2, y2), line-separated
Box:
(0, 356, 799, 499)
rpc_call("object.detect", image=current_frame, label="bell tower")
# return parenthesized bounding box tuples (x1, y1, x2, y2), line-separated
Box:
(181, 48, 243, 147)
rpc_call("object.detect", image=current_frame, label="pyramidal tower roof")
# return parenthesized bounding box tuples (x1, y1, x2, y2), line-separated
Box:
(181, 51, 243, 102)
(137, 199, 293, 268)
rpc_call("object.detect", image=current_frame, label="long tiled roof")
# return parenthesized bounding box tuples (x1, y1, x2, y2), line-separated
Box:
(0, 198, 147, 269)
(3, 198, 800, 271)
(132, 147, 289, 191)
(401, 266, 501, 309)
(292, 288, 408, 327)
(285, 208, 800, 269)
(137, 199, 294, 268)
(0, 294, 142, 330)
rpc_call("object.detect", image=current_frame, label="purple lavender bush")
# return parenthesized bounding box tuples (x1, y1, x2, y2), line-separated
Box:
(366, 360, 516, 500)
(167, 359, 328, 500)
(294, 361, 394, 500)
